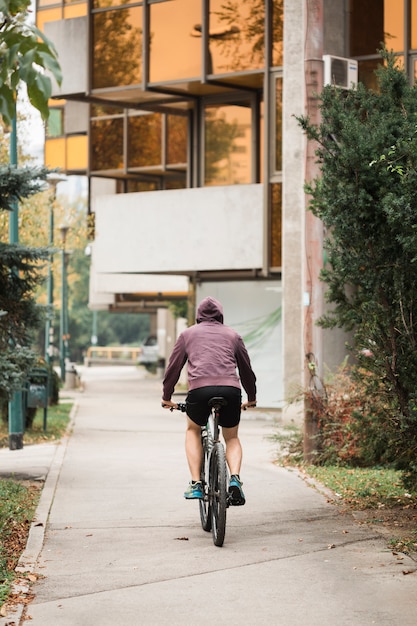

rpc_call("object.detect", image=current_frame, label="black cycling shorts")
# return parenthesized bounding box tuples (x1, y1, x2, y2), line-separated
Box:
(186, 386, 242, 428)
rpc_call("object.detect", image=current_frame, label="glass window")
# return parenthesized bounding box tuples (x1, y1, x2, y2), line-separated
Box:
(274, 76, 282, 172)
(204, 104, 252, 186)
(206, 0, 282, 73)
(350, 0, 404, 57)
(272, 0, 284, 67)
(167, 115, 187, 165)
(93, 0, 139, 7)
(91, 118, 124, 170)
(93, 7, 142, 89)
(45, 138, 66, 170)
(127, 180, 159, 193)
(149, 0, 201, 83)
(47, 108, 64, 138)
(209, 0, 264, 73)
(270, 183, 281, 268)
(127, 114, 162, 168)
(165, 178, 186, 190)
(38, 0, 62, 7)
(91, 104, 124, 117)
(64, 3, 87, 18)
(36, 7, 62, 30)
(67, 135, 88, 170)
(412, 0, 417, 49)
(358, 59, 382, 91)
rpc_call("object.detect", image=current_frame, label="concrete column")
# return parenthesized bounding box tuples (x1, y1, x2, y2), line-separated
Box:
(282, 0, 306, 415)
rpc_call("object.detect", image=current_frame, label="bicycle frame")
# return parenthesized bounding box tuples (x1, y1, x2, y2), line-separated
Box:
(171, 397, 229, 546)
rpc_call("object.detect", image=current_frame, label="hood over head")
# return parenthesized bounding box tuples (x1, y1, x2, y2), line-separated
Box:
(196, 296, 224, 324)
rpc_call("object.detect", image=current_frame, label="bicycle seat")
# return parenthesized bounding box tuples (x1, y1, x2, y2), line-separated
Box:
(208, 396, 228, 409)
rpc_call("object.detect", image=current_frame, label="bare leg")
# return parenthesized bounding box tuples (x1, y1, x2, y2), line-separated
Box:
(185, 417, 203, 481)
(222, 425, 242, 476)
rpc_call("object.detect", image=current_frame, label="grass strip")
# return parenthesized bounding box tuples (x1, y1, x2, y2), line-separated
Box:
(0, 479, 40, 606)
(305, 465, 417, 509)
(0, 400, 73, 607)
(0, 401, 73, 448)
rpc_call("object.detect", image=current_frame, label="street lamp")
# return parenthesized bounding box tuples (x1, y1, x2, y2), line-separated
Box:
(44, 173, 66, 366)
(59, 224, 70, 383)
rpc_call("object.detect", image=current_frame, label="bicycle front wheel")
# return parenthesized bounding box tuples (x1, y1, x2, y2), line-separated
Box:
(210, 442, 227, 547)
(199, 431, 212, 532)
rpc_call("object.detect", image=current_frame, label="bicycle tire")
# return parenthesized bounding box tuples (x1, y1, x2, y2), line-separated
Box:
(199, 429, 212, 532)
(210, 442, 227, 547)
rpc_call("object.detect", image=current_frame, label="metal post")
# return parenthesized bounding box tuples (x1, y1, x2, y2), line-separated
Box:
(59, 225, 69, 382)
(91, 310, 98, 346)
(8, 115, 24, 450)
(45, 174, 66, 367)
(60, 246, 66, 382)
(45, 191, 54, 364)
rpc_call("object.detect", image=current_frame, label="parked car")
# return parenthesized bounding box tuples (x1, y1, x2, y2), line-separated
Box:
(137, 335, 159, 365)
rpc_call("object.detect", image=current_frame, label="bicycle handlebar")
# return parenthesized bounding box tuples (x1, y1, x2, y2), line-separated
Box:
(163, 401, 255, 412)
(163, 402, 187, 412)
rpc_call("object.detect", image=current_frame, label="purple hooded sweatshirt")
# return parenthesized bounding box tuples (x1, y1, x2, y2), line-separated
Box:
(162, 296, 256, 402)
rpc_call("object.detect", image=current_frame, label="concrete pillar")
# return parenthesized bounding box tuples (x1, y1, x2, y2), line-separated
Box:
(282, 0, 306, 414)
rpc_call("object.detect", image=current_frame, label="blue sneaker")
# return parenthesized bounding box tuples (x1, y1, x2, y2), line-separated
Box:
(229, 475, 245, 506)
(184, 481, 203, 500)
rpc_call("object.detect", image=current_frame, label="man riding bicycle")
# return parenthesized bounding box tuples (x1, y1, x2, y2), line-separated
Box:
(161, 296, 257, 505)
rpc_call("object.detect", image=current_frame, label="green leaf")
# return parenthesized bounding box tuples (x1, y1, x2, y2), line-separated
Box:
(26, 81, 49, 121)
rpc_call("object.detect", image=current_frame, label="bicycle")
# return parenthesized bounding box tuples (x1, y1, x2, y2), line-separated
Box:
(173, 397, 229, 547)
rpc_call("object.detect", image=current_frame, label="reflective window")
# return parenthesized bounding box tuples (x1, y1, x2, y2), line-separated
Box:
(37, 7, 62, 30)
(270, 183, 281, 268)
(93, 0, 139, 7)
(206, 0, 282, 73)
(357, 59, 381, 91)
(209, 0, 264, 73)
(149, 0, 201, 82)
(91, 104, 124, 117)
(38, 0, 62, 7)
(64, 3, 87, 18)
(126, 180, 158, 193)
(165, 179, 186, 190)
(350, 0, 404, 56)
(93, 7, 142, 89)
(412, 0, 417, 49)
(91, 118, 124, 170)
(167, 115, 187, 165)
(47, 108, 64, 138)
(272, 0, 284, 67)
(45, 138, 66, 170)
(274, 76, 282, 172)
(128, 114, 162, 168)
(204, 104, 252, 186)
(67, 136, 88, 170)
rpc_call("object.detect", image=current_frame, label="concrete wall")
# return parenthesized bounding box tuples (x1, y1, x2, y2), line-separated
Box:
(196, 281, 282, 409)
(44, 18, 88, 97)
(92, 185, 263, 274)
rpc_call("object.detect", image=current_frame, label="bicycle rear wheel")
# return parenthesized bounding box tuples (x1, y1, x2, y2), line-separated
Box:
(210, 442, 227, 547)
(199, 430, 212, 531)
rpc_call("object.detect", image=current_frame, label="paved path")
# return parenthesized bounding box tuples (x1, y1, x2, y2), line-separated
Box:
(1, 366, 416, 625)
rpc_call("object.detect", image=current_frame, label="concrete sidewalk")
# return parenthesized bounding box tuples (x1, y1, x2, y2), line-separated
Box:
(1, 366, 416, 626)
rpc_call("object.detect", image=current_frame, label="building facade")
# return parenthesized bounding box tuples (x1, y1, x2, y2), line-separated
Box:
(36, 1, 417, 409)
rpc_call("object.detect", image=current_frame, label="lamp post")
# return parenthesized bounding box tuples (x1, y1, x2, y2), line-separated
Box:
(59, 224, 70, 382)
(44, 173, 66, 366)
(8, 114, 24, 450)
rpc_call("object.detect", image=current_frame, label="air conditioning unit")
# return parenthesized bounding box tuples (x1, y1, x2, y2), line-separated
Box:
(323, 55, 358, 89)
